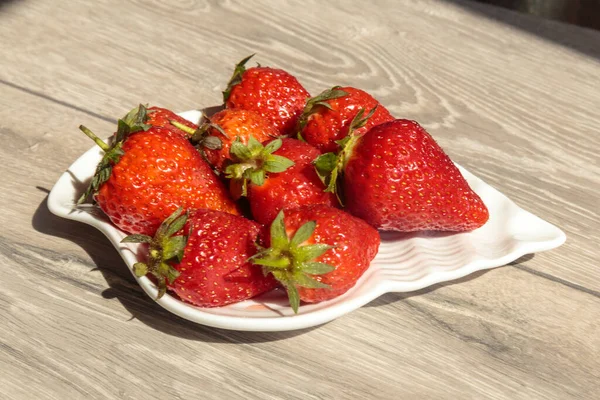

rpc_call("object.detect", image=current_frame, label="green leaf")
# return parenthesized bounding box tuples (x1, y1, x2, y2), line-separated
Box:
(121, 234, 153, 244)
(293, 272, 330, 289)
(165, 264, 181, 284)
(297, 86, 349, 130)
(302, 262, 336, 275)
(270, 211, 289, 250)
(314, 101, 335, 110)
(269, 269, 289, 283)
(286, 283, 300, 314)
(263, 155, 294, 173)
(347, 106, 377, 135)
(307, 87, 348, 110)
(157, 283, 168, 299)
(115, 119, 131, 143)
(210, 123, 229, 138)
(248, 169, 265, 186)
(223, 54, 254, 102)
(164, 213, 188, 237)
(313, 152, 337, 183)
(292, 243, 334, 263)
(290, 221, 316, 247)
(325, 167, 339, 193)
(163, 236, 188, 261)
(247, 135, 262, 152)
(263, 138, 282, 154)
(202, 135, 222, 150)
(156, 207, 185, 238)
(229, 139, 252, 161)
(132, 262, 149, 277)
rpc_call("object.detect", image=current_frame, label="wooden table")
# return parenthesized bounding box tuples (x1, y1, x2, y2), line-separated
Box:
(1, 0, 599, 398)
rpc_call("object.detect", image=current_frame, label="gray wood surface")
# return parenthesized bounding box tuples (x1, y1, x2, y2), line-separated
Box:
(1, 0, 599, 399)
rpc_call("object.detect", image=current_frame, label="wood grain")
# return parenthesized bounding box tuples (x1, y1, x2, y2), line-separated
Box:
(0, 0, 599, 398)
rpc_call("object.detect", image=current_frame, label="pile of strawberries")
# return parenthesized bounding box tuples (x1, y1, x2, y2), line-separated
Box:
(79, 55, 489, 313)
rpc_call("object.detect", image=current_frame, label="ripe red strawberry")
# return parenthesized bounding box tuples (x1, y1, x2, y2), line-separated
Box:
(299, 86, 394, 153)
(123, 208, 278, 306)
(317, 119, 489, 231)
(251, 205, 380, 312)
(223, 55, 310, 136)
(248, 138, 337, 225)
(190, 108, 279, 171)
(146, 106, 198, 135)
(78, 113, 239, 235)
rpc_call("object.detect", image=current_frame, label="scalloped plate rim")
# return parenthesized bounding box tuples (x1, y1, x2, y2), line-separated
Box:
(47, 109, 566, 332)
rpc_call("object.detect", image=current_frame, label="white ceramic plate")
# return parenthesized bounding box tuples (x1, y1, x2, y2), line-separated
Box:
(48, 110, 566, 331)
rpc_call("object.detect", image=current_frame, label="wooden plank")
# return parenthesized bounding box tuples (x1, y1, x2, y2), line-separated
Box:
(0, 0, 599, 398)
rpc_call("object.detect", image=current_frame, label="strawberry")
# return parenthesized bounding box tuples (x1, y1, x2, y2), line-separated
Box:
(250, 205, 380, 312)
(123, 208, 277, 306)
(316, 119, 489, 232)
(222, 54, 310, 136)
(185, 108, 279, 172)
(78, 110, 239, 235)
(299, 86, 394, 153)
(248, 138, 337, 225)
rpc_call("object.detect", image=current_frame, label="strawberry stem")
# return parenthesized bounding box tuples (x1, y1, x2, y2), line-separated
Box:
(169, 120, 197, 136)
(79, 125, 111, 152)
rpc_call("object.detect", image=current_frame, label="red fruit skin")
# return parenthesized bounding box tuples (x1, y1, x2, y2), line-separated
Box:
(344, 120, 489, 232)
(147, 106, 198, 135)
(95, 127, 239, 235)
(302, 86, 394, 153)
(249, 138, 338, 225)
(168, 209, 278, 307)
(226, 67, 310, 136)
(204, 109, 279, 171)
(278, 205, 380, 303)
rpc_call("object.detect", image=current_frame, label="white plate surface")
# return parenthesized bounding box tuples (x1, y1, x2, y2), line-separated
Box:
(48, 110, 566, 331)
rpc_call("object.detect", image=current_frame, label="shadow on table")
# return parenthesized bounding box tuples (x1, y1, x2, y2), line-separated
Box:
(364, 253, 534, 308)
(443, 0, 600, 60)
(32, 193, 320, 343)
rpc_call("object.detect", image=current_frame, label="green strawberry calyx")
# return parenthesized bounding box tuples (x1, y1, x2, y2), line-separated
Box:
(121, 207, 188, 299)
(224, 136, 295, 198)
(249, 210, 335, 313)
(296, 86, 349, 139)
(313, 107, 377, 205)
(78, 104, 152, 204)
(169, 117, 228, 151)
(222, 53, 255, 103)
